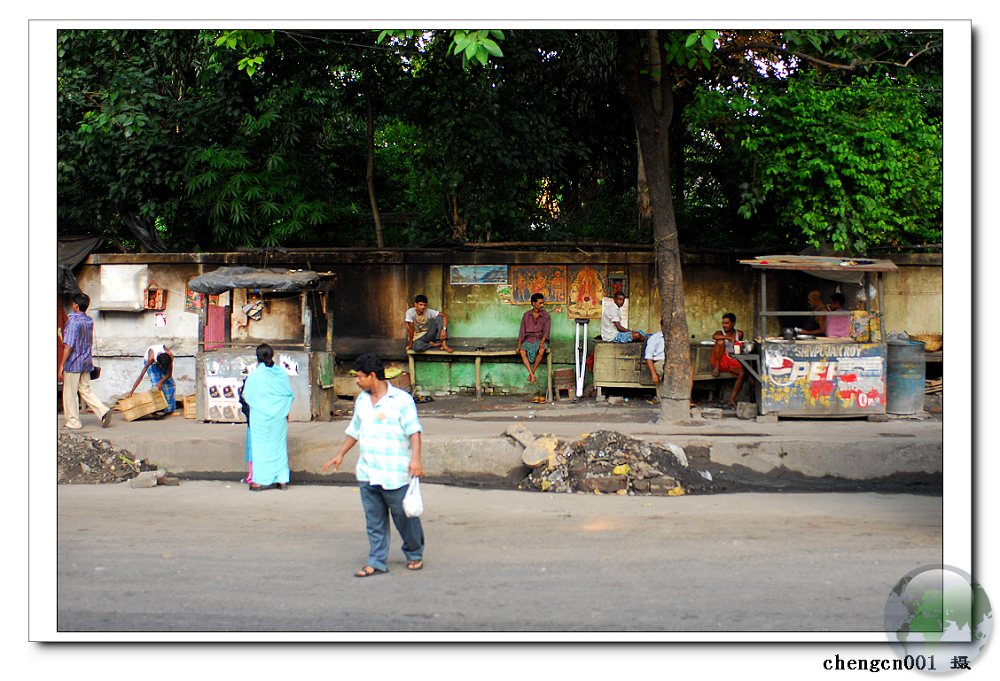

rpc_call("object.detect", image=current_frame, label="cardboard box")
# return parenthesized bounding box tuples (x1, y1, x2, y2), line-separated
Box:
(182, 394, 197, 419)
(117, 389, 168, 422)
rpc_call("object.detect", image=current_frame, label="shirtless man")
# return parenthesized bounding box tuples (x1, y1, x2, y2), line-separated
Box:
(404, 294, 453, 353)
(711, 312, 746, 406)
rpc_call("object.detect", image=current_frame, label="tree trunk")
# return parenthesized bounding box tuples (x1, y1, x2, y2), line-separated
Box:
(363, 70, 385, 248)
(620, 30, 692, 422)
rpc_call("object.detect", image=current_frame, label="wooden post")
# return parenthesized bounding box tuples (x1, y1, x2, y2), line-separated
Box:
(408, 351, 415, 393)
(475, 356, 482, 400)
(546, 351, 553, 402)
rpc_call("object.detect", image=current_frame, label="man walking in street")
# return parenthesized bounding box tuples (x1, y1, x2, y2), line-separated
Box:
(59, 292, 112, 429)
(323, 353, 425, 577)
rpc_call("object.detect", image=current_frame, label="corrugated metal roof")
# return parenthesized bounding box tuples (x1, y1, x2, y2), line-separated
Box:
(738, 255, 897, 272)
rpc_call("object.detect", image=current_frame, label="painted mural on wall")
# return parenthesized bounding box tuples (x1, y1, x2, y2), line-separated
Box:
(510, 266, 567, 304)
(567, 265, 607, 319)
(761, 342, 886, 414)
(450, 265, 508, 285)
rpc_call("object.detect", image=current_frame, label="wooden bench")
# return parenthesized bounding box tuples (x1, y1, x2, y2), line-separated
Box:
(407, 346, 553, 402)
(593, 341, 736, 397)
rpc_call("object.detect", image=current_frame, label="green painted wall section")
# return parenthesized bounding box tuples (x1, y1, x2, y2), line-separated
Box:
(409, 355, 561, 395)
(407, 262, 762, 394)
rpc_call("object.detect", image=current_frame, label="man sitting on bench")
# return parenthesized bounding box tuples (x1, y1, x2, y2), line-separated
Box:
(600, 291, 647, 343)
(516, 293, 551, 385)
(711, 312, 746, 406)
(405, 294, 454, 353)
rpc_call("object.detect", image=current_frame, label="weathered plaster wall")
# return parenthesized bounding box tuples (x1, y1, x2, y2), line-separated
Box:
(74, 264, 205, 402)
(881, 265, 943, 336)
(681, 265, 755, 341)
(74, 249, 942, 400)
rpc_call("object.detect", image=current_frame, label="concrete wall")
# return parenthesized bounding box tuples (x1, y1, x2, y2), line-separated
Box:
(74, 249, 942, 401)
(74, 263, 207, 403)
(882, 262, 944, 336)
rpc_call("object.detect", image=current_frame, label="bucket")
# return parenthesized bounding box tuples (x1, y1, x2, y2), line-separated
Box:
(886, 340, 926, 414)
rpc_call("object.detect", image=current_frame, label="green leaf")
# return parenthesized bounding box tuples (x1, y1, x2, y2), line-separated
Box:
(481, 38, 503, 58)
(685, 33, 699, 48)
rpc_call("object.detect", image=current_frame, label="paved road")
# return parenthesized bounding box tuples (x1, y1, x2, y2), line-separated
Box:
(53, 481, 941, 634)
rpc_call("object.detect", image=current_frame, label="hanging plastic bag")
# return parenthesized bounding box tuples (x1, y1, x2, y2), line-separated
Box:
(402, 477, 423, 518)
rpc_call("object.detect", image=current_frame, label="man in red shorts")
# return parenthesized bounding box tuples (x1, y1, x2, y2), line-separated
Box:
(711, 312, 746, 406)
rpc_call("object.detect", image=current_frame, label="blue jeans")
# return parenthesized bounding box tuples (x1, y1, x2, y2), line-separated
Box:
(359, 481, 424, 571)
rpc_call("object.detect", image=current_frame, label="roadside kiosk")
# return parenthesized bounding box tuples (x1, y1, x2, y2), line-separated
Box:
(735, 255, 898, 418)
(188, 266, 336, 422)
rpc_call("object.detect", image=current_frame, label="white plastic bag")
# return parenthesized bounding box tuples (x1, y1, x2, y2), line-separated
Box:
(402, 477, 423, 518)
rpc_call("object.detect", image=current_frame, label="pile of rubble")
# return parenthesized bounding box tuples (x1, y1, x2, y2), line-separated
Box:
(509, 426, 721, 496)
(57, 431, 175, 486)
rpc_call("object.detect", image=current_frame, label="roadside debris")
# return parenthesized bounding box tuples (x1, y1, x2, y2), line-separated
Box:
(58, 432, 172, 486)
(510, 427, 721, 496)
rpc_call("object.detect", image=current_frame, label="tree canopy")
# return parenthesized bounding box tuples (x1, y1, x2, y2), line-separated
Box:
(57, 27, 943, 255)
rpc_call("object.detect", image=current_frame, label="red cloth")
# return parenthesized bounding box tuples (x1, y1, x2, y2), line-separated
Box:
(205, 304, 227, 351)
(711, 352, 741, 374)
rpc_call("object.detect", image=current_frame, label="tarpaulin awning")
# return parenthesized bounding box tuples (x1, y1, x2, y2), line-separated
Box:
(58, 235, 105, 294)
(187, 266, 323, 294)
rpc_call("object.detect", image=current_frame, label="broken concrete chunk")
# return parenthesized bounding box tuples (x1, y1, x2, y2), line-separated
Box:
(701, 408, 723, 419)
(607, 396, 624, 405)
(505, 424, 537, 448)
(521, 435, 560, 467)
(755, 413, 779, 424)
(130, 471, 159, 488)
(736, 402, 757, 420)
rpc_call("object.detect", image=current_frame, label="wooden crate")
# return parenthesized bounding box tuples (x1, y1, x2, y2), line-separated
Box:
(117, 389, 168, 421)
(182, 394, 197, 419)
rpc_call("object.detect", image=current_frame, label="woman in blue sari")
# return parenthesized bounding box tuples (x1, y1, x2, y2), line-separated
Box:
(241, 344, 295, 491)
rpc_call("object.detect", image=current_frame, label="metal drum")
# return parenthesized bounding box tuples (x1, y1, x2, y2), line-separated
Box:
(886, 340, 926, 414)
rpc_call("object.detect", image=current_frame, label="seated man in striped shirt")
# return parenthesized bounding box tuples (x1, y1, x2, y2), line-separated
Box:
(323, 353, 425, 577)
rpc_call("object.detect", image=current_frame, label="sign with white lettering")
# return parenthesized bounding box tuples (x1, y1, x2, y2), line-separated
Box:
(761, 342, 886, 416)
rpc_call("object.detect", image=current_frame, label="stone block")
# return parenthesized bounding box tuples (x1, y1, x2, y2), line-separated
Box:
(607, 396, 624, 405)
(755, 413, 779, 424)
(701, 408, 723, 419)
(647, 476, 679, 495)
(578, 476, 627, 494)
(736, 402, 757, 420)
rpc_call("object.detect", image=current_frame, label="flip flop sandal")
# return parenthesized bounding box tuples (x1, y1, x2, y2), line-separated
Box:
(354, 566, 387, 578)
(406, 560, 424, 571)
